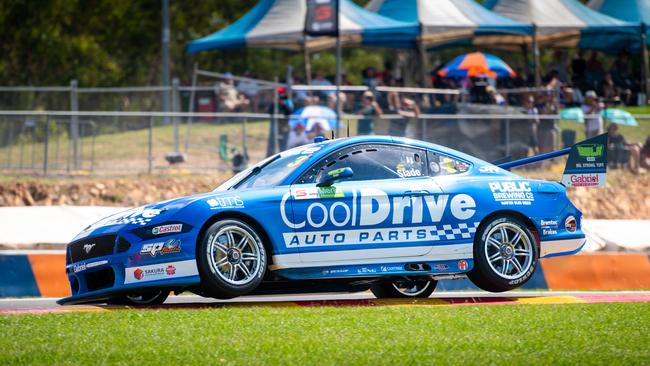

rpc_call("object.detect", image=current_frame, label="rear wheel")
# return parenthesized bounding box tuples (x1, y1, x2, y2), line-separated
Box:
(467, 216, 538, 292)
(197, 219, 267, 299)
(371, 277, 437, 298)
(109, 289, 169, 305)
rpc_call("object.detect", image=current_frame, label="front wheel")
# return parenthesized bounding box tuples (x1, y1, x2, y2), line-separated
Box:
(371, 277, 437, 298)
(197, 219, 267, 299)
(467, 216, 538, 292)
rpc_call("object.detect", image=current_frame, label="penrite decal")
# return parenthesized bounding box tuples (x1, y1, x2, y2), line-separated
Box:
(206, 196, 244, 209)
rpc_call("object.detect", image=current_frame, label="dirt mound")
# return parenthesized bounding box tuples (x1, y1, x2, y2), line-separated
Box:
(0, 170, 648, 219)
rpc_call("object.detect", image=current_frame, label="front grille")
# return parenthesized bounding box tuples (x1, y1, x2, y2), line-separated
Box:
(85, 268, 115, 292)
(69, 235, 116, 262)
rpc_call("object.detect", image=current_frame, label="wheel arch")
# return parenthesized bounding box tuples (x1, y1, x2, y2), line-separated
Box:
(476, 210, 540, 248)
(196, 211, 275, 266)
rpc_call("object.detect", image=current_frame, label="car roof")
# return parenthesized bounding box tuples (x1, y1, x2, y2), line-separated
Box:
(282, 135, 490, 185)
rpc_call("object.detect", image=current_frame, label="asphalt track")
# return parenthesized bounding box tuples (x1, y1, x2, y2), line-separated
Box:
(1, 291, 649, 315)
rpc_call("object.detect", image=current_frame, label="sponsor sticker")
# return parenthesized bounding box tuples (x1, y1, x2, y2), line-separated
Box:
(479, 166, 500, 174)
(293, 187, 344, 200)
(124, 260, 198, 284)
(282, 188, 477, 230)
(540, 219, 559, 235)
(72, 259, 109, 273)
(489, 181, 534, 206)
(458, 260, 468, 271)
(562, 173, 604, 187)
(565, 216, 577, 232)
(207, 196, 244, 209)
(141, 239, 182, 257)
(152, 224, 182, 235)
(434, 263, 449, 271)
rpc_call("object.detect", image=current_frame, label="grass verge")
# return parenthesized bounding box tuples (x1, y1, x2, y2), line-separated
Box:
(1, 302, 649, 365)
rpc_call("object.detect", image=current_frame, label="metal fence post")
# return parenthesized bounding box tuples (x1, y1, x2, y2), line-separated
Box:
(43, 116, 50, 175)
(505, 118, 511, 157)
(148, 116, 154, 174)
(272, 77, 279, 154)
(70, 80, 80, 170)
(172, 77, 180, 152)
(184, 62, 198, 152)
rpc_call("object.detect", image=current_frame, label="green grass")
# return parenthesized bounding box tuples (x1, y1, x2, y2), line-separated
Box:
(0, 120, 271, 173)
(1, 303, 649, 365)
(560, 116, 650, 143)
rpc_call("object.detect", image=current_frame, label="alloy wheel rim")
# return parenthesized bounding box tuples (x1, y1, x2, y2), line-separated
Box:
(391, 280, 431, 297)
(207, 225, 261, 286)
(484, 222, 533, 280)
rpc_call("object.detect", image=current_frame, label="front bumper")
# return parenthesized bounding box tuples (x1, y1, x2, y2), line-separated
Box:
(58, 225, 201, 305)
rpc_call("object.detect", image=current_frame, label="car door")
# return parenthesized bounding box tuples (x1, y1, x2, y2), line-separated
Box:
(288, 143, 443, 263)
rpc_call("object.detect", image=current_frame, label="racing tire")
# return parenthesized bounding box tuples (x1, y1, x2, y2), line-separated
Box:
(109, 290, 170, 305)
(197, 219, 267, 299)
(467, 216, 538, 292)
(370, 277, 437, 298)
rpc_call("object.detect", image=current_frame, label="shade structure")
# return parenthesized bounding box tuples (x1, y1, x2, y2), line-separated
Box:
(365, 0, 532, 48)
(186, 0, 419, 54)
(483, 0, 638, 51)
(439, 52, 515, 78)
(589, 0, 650, 49)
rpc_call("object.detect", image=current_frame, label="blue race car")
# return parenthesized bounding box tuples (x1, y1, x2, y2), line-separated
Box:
(59, 134, 607, 304)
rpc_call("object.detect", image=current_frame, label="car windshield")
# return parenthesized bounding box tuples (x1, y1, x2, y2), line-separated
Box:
(214, 143, 328, 191)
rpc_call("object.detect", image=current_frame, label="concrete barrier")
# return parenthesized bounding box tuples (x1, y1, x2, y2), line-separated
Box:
(1, 252, 648, 297)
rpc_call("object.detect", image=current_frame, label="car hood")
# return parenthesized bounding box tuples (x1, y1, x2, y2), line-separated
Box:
(71, 190, 233, 241)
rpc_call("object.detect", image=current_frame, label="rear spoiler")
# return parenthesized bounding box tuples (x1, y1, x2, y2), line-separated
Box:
(497, 133, 608, 187)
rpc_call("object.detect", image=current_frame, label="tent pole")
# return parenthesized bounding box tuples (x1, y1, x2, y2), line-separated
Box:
(304, 46, 313, 85)
(335, 35, 342, 139)
(418, 39, 431, 88)
(532, 23, 541, 87)
(641, 23, 649, 104)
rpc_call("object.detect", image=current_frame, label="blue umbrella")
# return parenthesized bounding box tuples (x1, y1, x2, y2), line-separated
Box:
(560, 107, 585, 123)
(601, 108, 638, 126)
(289, 106, 339, 131)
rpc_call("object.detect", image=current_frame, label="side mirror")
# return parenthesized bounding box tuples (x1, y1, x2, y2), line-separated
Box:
(317, 167, 354, 187)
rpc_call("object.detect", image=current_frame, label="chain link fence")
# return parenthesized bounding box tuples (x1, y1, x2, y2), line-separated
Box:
(1, 109, 646, 175)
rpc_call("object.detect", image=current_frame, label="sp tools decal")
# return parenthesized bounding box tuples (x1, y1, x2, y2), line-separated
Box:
(140, 239, 182, 257)
(152, 224, 182, 235)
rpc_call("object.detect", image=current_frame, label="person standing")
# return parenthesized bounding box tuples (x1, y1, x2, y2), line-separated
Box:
(396, 95, 420, 139)
(582, 91, 603, 138)
(356, 91, 382, 135)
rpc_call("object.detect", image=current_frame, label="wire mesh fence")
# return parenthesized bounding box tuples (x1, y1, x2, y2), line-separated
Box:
(1, 110, 646, 176)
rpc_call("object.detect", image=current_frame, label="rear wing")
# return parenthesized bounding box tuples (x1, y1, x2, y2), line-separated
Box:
(498, 133, 608, 187)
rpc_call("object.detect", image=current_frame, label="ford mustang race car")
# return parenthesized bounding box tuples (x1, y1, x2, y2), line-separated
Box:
(59, 134, 607, 305)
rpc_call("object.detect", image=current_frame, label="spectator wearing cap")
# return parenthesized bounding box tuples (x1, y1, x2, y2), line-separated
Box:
(582, 90, 603, 138)
(237, 71, 260, 111)
(218, 72, 249, 112)
(287, 122, 310, 149)
(356, 91, 382, 135)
